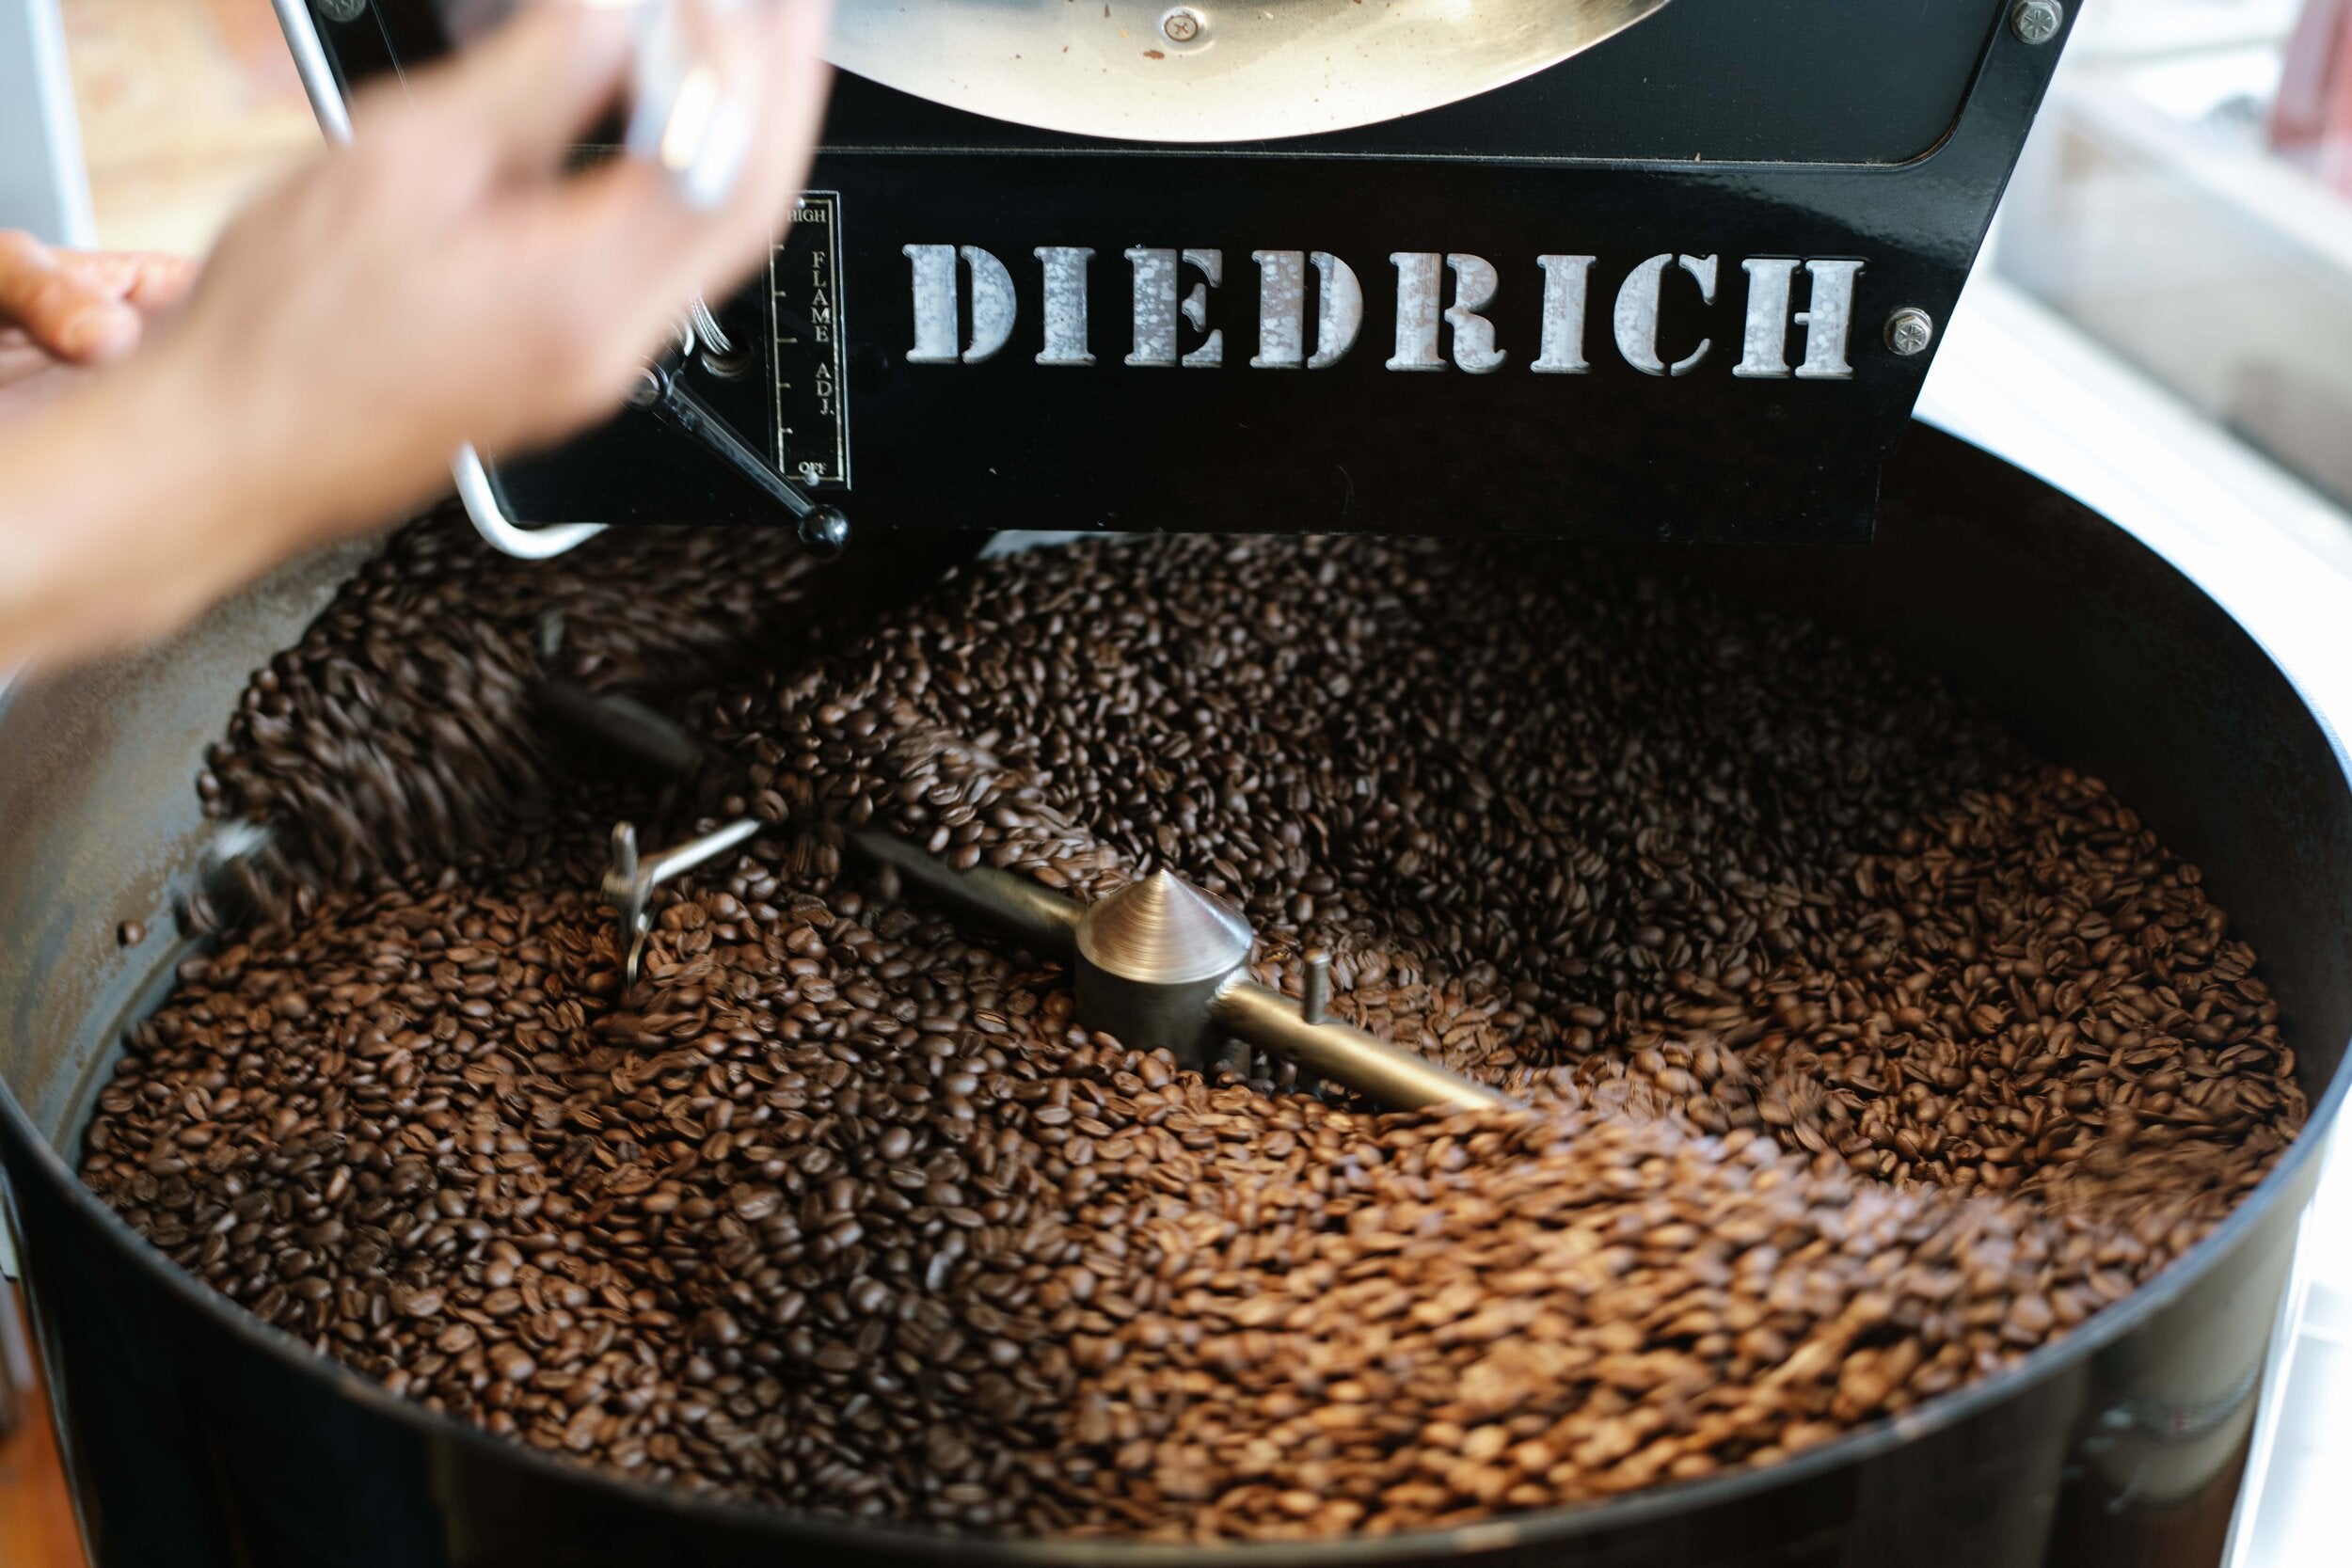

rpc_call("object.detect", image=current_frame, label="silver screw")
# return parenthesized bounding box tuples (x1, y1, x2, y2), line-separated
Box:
(314, 0, 367, 21)
(1884, 308, 1936, 357)
(1163, 8, 1204, 44)
(2010, 0, 2064, 45)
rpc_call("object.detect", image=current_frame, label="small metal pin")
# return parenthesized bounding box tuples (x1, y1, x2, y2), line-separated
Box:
(603, 817, 763, 985)
(1216, 1038, 1257, 1083)
(1301, 948, 1331, 1025)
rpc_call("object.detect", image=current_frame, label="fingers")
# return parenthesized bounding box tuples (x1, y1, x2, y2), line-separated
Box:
(548, 0, 834, 317)
(372, 1, 638, 188)
(50, 250, 199, 318)
(116, 252, 201, 315)
(0, 230, 144, 363)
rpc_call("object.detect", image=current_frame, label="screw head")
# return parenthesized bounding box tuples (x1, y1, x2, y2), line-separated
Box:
(1884, 308, 1936, 357)
(314, 0, 367, 22)
(1162, 8, 1204, 44)
(2010, 0, 2064, 45)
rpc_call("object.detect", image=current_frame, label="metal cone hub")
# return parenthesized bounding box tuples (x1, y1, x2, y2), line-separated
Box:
(1076, 871, 1254, 986)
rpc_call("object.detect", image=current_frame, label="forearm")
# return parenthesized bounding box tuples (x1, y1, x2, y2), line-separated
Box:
(0, 0, 828, 675)
(0, 346, 320, 671)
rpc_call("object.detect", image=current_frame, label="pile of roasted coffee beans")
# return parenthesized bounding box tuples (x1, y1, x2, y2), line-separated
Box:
(195, 507, 961, 895)
(82, 519, 2305, 1541)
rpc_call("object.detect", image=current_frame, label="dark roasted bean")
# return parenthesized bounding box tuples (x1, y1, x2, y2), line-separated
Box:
(79, 519, 2305, 1544)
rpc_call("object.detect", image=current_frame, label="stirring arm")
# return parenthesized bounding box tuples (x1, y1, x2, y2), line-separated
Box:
(847, 831, 1516, 1114)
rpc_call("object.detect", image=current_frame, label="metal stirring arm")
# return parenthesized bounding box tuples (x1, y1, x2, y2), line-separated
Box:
(596, 818, 1513, 1111)
(1206, 980, 1509, 1114)
(848, 831, 1516, 1114)
(851, 829, 1084, 961)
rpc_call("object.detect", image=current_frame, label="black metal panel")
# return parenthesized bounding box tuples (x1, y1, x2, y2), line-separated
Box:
(506, 154, 1924, 539)
(300, 0, 2068, 543)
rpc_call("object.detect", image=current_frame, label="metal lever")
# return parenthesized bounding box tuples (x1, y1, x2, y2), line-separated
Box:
(603, 817, 764, 985)
(849, 831, 1516, 1114)
(629, 358, 851, 556)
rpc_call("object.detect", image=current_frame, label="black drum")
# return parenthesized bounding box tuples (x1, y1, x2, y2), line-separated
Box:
(3, 426, 2345, 1568)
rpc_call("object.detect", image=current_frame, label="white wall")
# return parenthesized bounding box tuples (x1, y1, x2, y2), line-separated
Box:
(0, 0, 95, 245)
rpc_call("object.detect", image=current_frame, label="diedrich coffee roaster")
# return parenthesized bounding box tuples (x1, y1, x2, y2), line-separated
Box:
(2, 2, 2348, 1566)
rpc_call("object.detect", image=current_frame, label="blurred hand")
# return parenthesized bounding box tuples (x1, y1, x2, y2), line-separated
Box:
(0, 0, 834, 670)
(167, 0, 834, 536)
(0, 233, 198, 415)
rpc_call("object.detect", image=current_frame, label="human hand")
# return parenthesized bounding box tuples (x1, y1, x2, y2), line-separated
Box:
(0, 0, 833, 671)
(0, 232, 198, 416)
(157, 0, 834, 539)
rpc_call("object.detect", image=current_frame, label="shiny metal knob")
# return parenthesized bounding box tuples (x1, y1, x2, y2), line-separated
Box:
(1074, 871, 1252, 1070)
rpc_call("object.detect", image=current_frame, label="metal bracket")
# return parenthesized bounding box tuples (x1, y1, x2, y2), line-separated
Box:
(453, 447, 606, 560)
(602, 818, 763, 986)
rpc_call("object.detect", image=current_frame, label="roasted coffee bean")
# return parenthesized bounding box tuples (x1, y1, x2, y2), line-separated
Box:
(81, 520, 2304, 1543)
(197, 502, 962, 894)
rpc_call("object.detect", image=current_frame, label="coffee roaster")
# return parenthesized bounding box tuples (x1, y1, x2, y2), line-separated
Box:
(374, 0, 2056, 553)
(2, 3, 2349, 1566)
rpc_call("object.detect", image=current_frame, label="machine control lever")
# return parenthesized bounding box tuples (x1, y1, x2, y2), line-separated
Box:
(628, 357, 850, 557)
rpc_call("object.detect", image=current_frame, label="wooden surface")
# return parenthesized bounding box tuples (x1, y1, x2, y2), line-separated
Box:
(62, 0, 318, 253)
(0, 1285, 89, 1568)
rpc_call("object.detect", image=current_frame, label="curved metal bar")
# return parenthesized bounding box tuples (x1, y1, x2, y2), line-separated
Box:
(453, 446, 607, 561)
